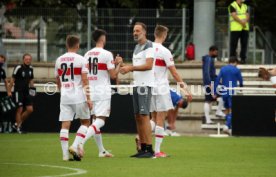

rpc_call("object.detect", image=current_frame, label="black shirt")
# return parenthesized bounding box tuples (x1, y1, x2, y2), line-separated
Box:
(12, 64, 34, 92)
(0, 67, 6, 82)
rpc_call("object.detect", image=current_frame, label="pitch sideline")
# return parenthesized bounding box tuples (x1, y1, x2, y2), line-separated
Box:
(0, 162, 87, 177)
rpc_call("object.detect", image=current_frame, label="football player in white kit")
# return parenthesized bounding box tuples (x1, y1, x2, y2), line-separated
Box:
(55, 35, 92, 161)
(78, 29, 122, 158)
(150, 25, 192, 157)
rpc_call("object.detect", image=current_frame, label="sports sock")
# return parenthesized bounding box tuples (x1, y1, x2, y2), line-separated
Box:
(141, 143, 147, 152)
(82, 118, 105, 145)
(72, 125, 87, 149)
(216, 97, 224, 113)
(94, 133, 105, 153)
(225, 113, 232, 129)
(146, 144, 154, 153)
(60, 129, 69, 159)
(154, 126, 164, 153)
(204, 102, 211, 123)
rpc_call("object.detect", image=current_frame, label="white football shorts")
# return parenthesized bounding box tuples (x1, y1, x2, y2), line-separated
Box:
(59, 102, 90, 121)
(90, 99, 111, 117)
(150, 92, 174, 112)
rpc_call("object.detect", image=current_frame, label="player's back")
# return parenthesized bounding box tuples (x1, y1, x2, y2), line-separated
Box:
(153, 42, 174, 86)
(170, 88, 182, 107)
(220, 65, 242, 88)
(55, 52, 87, 104)
(84, 47, 115, 101)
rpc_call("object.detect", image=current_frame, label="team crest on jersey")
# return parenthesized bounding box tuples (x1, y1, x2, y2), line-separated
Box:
(22, 71, 25, 77)
(29, 71, 32, 76)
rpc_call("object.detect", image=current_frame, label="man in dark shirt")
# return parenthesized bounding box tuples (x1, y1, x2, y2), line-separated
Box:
(0, 55, 8, 93)
(8, 53, 35, 133)
(0, 55, 9, 132)
(202, 46, 225, 124)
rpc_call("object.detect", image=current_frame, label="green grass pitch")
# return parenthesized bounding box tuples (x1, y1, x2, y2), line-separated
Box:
(0, 133, 276, 177)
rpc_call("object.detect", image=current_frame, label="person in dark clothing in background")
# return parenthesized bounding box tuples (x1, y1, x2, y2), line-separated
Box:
(8, 53, 35, 134)
(202, 46, 225, 125)
(0, 55, 10, 133)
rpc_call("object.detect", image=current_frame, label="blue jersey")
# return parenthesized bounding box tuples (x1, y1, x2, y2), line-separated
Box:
(215, 64, 243, 95)
(170, 89, 182, 107)
(202, 55, 216, 86)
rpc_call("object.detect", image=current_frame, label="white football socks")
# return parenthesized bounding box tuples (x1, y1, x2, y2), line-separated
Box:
(82, 118, 105, 145)
(71, 125, 88, 150)
(60, 129, 69, 160)
(154, 126, 164, 153)
(94, 133, 105, 153)
(216, 97, 225, 115)
(204, 102, 212, 123)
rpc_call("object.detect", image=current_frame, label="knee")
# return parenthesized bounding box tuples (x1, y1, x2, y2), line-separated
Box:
(81, 119, 90, 126)
(26, 106, 33, 113)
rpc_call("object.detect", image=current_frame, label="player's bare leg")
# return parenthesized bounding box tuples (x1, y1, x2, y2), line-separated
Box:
(20, 105, 33, 125)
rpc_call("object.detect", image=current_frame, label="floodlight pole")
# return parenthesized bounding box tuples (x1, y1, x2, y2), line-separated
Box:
(193, 0, 215, 60)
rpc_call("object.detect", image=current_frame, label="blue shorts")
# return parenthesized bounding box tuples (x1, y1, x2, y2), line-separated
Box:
(222, 95, 232, 109)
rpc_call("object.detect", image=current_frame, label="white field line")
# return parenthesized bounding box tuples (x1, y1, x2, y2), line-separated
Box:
(0, 163, 87, 177)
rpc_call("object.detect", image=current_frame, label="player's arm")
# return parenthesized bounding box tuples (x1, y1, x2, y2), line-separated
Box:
(81, 72, 93, 110)
(109, 62, 122, 80)
(167, 106, 178, 121)
(214, 70, 222, 97)
(168, 66, 192, 101)
(119, 58, 153, 74)
(54, 63, 61, 91)
(120, 47, 154, 74)
(56, 76, 61, 91)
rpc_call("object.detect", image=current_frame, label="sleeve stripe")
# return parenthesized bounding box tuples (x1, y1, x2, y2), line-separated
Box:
(13, 65, 21, 75)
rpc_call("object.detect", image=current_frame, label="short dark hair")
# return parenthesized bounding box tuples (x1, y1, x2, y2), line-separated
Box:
(229, 56, 238, 63)
(92, 29, 107, 43)
(0, 55, 6, 62)
(66, 35, 80, 49)
(134, 22, 147, 31)
(22, 53, 32, 60)
(181, 99, 188, 109)
(209, 45, 218, 52)
(154, 25, 168, 38)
